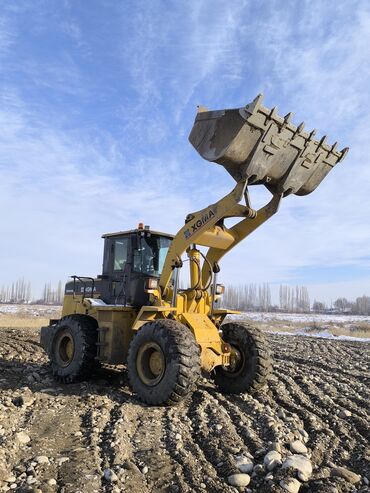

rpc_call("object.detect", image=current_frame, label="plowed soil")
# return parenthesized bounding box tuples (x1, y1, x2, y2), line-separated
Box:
(0, 325, 369, 493)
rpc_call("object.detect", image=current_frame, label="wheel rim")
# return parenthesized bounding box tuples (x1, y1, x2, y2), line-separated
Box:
(55, 330, 75, 367)
(136, 342, 165, 386)
(222, 344, 245, 376)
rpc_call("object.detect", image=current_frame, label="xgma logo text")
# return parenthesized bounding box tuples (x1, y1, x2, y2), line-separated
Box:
(184, 209, 215, 239)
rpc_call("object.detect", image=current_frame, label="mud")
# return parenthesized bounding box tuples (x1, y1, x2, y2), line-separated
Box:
(0, 326, 368, 493)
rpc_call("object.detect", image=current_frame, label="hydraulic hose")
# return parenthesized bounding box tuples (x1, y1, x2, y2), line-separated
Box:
(198, 250, 213, 291)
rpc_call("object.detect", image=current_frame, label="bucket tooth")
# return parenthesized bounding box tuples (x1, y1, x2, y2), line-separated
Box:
(252, 93, 264, 107)
(339, 147, 349, 161)
(331, 141, 338, 152)
(188, 93, 348, 196)
(244, 93, 264, 116)
(297, 122, 305, 133)
(318, 135, 327, 149)
(270, 106, 278, 117)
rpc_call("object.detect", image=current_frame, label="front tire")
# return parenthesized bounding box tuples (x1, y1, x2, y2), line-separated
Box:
(214, 322, 271, 394)
(127, 319, 200, 405)
(50, 315, 98, 383)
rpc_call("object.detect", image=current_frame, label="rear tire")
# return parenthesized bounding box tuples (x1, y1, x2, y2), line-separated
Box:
(214, 322, 271, 394)
(50, 315, 98, 383)
(127, 319, 200, 405)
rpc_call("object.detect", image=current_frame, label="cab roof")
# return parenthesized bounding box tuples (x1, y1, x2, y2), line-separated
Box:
(102, 228, 174, 239)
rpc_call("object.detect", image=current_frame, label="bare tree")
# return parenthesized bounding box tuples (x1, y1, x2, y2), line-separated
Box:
(312, 300, 326, 312)
(355, 296, 370, 315)
(223, 283, 271, 311)
(279, 285, 310, 312)
(0, 278, 32, 303)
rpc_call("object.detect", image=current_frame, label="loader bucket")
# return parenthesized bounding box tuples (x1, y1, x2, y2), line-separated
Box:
(189, 94, 348, 196)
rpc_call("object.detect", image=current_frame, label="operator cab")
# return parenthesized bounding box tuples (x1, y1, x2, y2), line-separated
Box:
(99, 224, 173, 307)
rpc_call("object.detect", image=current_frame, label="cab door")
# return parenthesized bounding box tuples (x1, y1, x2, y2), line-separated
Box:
(110, 236, 130, 304)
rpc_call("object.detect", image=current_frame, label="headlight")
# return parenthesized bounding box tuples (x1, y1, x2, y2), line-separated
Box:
(145, 278, 158, 291)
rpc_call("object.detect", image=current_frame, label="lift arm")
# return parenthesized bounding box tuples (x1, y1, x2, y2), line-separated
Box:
(159, 178, 282, 297)
(201, 192, 282, 287)
(159, 179, 248, 294)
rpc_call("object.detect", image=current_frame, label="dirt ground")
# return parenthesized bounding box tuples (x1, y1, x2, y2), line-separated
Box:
(0, 322, 369, 493)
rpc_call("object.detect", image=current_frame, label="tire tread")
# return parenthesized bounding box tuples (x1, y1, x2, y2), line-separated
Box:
(214, 321, 272, 394)
(51, 315, 98, 383)
(127, 318, 200, 406)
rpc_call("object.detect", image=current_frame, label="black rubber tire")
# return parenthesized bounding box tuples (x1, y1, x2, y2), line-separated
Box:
(127, 319, 200, 406)
(214, 322, 271, 394)
(50, 315, 98, 383)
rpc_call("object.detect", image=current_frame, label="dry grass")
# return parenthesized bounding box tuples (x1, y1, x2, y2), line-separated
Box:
(0, 314, 51, 328)
(352, 321, 370, 332)
(0, 306, 61, 329)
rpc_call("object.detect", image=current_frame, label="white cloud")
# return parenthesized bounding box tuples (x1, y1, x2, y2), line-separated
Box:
(0, 0, 369, 303)
(0, 89, 196, 296)
(120, 0, 247, 118)
(215, 0, 370, 300)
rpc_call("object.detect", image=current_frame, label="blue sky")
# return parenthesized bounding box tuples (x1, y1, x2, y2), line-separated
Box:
(0, 0, 369, 302)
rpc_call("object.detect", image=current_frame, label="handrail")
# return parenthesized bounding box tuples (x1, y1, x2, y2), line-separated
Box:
(70, 275, 96, 300)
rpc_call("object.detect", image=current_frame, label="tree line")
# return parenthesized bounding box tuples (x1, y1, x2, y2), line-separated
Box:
(0, 278, 64, 305)
(1, 278, 369, 315)
(313, 296, 370, 316)
(223, 283, 370, 315)
(0, 278, 32, 304)
(223, 283, 310, 313)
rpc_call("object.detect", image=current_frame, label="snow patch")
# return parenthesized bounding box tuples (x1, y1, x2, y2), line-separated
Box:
(233, 311, 370, 324)
(264, 328, 370, 342)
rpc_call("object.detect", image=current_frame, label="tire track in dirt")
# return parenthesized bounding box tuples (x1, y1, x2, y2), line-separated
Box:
(166, 389, 231, 492)
(269, 334, 370, 482)
(0, 327, 369, 492)
(161, 405, 211, 492)
(135, 409, 182, 492)
(207, 390, 265, 454)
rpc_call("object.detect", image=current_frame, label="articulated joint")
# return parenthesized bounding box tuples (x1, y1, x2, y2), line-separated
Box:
(172, 258, 183, 269)
(245, 207, 257, 219)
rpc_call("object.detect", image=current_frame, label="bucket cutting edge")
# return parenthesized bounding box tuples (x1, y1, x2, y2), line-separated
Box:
(189, 93, 348, 196)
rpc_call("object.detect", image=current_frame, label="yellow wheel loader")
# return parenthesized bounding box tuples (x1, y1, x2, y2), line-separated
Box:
(40, 94, 348, 405)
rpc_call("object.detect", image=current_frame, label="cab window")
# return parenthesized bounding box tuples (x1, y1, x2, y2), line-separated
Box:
(113, 238, 129, 271)
(133, 235, 171, 276)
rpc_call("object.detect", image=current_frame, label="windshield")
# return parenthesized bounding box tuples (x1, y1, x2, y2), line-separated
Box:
(133, 235, 172, 277)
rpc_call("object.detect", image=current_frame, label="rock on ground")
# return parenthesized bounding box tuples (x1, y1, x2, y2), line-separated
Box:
(15, 431, 31, 444)
(280, 478, 301, 493)
(236, 455, 254, 473)
(330, 467, 361, 484)
(290, 440, 308, 454)
(227, 473, 251, 487)
(264, 450, 282, 471)
(282, 455, 313, 480)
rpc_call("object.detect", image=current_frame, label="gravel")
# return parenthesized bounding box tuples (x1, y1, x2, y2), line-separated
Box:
(0, 323, 368, 493)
